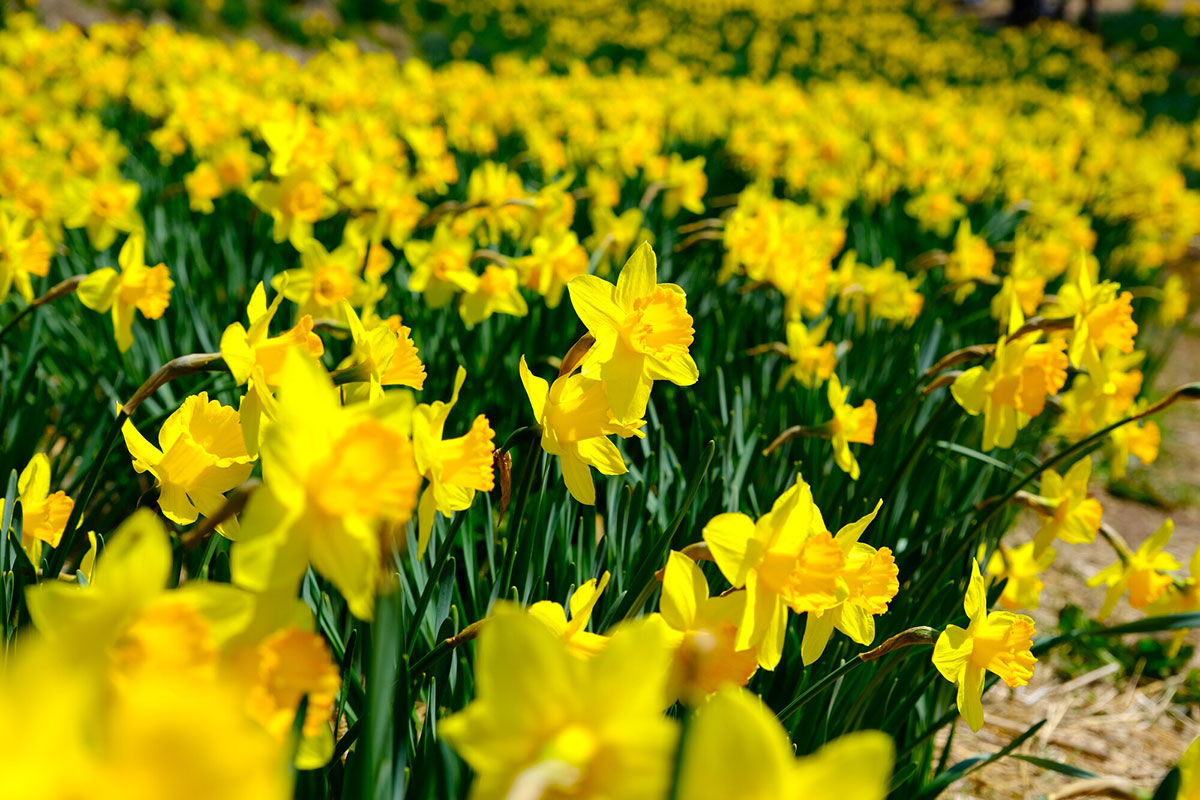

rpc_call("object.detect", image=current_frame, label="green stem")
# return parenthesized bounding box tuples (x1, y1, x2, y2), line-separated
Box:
(405, 510, 467, 657)
(496, 434, 541, 602)
(46, 409, 127, 577)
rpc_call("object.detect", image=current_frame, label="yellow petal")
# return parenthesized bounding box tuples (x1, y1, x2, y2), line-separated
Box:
(702, 512, 759, 588)
(661, 551, 707, 631)
(614, 241, 657, 307)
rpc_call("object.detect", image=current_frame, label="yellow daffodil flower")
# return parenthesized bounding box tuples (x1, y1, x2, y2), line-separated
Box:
(951, 303, 1068, 451)
(26, 510, 255, 671)
(0, 453, 74, 565)
(567, 242, 699, 423)
(945, 219, 995, 302)
(458, 264, 528, 327)
(825, 374, 876, 479)
(77, 230, 173, 352)
(403, 223, 478, 309)
(1149, 541, 1200, 657)
(1088, 519, 1180, 620)
(660, 551, 759, 700)
(585, 206, 652, 275)
(241, 626, 341, 769)
(514, 230, 589, 308)
(439, 604, 677, 800)
(220, 281, 326, 387)
(413, 367, 495, 557)
(233, 352, 420, 619)
(122, 392, 255, 537)
(271, 239, 370, 326)
(781, 317, 837, 389)
(984, 541, 1056, 610)
(1029, 457, 1102, 555)
(518, 355, 645, 505)
(338, 302, 426, 403)
(800, 526, 897, 665)
(678, 688, 893, 800)
(62, 174, 143, 251)
(0, 211, 51, 303)
(248, 169, 337, 248)
(1159, 273, 1189, 327)
(529, 572, 611, 657)
(1051, 262, 1138, 373)
(932, 560, 1037, 732)
(701, 475, 883, 669)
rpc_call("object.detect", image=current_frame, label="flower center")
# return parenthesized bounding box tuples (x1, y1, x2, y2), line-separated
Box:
(311, 420, 419, 520)
(969, 616, 1036, 687)
(90, 183, 130, 219)
(111, 601, 218, 689)
(285, 179, 325, 222)
(118, 264, 174, 320)
(312, 264, 354, 307)
(757, 531, 845, 613)
(246, 627, 341, 740)
(619, 287, 694, 360)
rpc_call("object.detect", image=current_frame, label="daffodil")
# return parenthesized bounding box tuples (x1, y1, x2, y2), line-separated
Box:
(659, 551, 759, 700)
(248, 169, 337, 248)
(122, 392, 255, 537)
(1108, 412, 1160, 479)
(567, 242, 699, 423)
(77, 230, 174, 352)
(529, 572, 611, 657)
(678, 688, 894, 800)
(0, 453, 74, 565)
(241, 626, 341, 768)
(1029, 457, 1102, 555)
(945, 220, 995, 301)
(1149, 540, 1200, 657)
(403, 223, 478, 309)
(514, 230, 588, 307)
(518, 355, 644, 505)
(800, 523, 897, 665)
(0, 210, 51, 303)
(232, 352, 420, 619)
(61, 174, 143, 250)
(1051, 263, 1138, 373)
(338, 302, 426, 403)
(1159, 273, 1189, 327)
(439, 604, 677, 800)
(26, 510, 255, 671)
(932, 560, 1037, 732)
(701, 476, 883, 669)
(780, 317, 837, 389)
(413, 367, 496, 557)
(825, 374, 876, 479)
(1088, 519, 1180, 620)
(458, 264, 528, 327)
(951, 302, 1068, 451)
(220, 281, 326, 387)
(271, 239, 370, 325)
(585, 206, 652, 275)
(984, 541, 1056, 610)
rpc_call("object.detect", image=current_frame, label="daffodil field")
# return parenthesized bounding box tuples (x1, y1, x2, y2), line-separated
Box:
(4, 0, 1200, 796)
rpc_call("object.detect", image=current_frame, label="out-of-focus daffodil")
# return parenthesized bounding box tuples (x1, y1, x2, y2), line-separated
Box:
(659, 551, 759, 700)
(0, 211, 51, 303)
(529, 572, 611, 657)
(77, 230, 173, 352)
(932, 560, 1036, 732)
(1030, 458, 1102, 555)
(233, 353, 420, 619)
(781, 317, 837, 388)
(678, 688, 894, 800)
(1088, 519, 1180, 620)
(272, 239, 369, 326)
(220, 281, 325, 387)
(568, 242, 698, 423)
(439, 605, 677, 800)
(984, 541, 1056, 611)
(458, 264, 528, 327)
